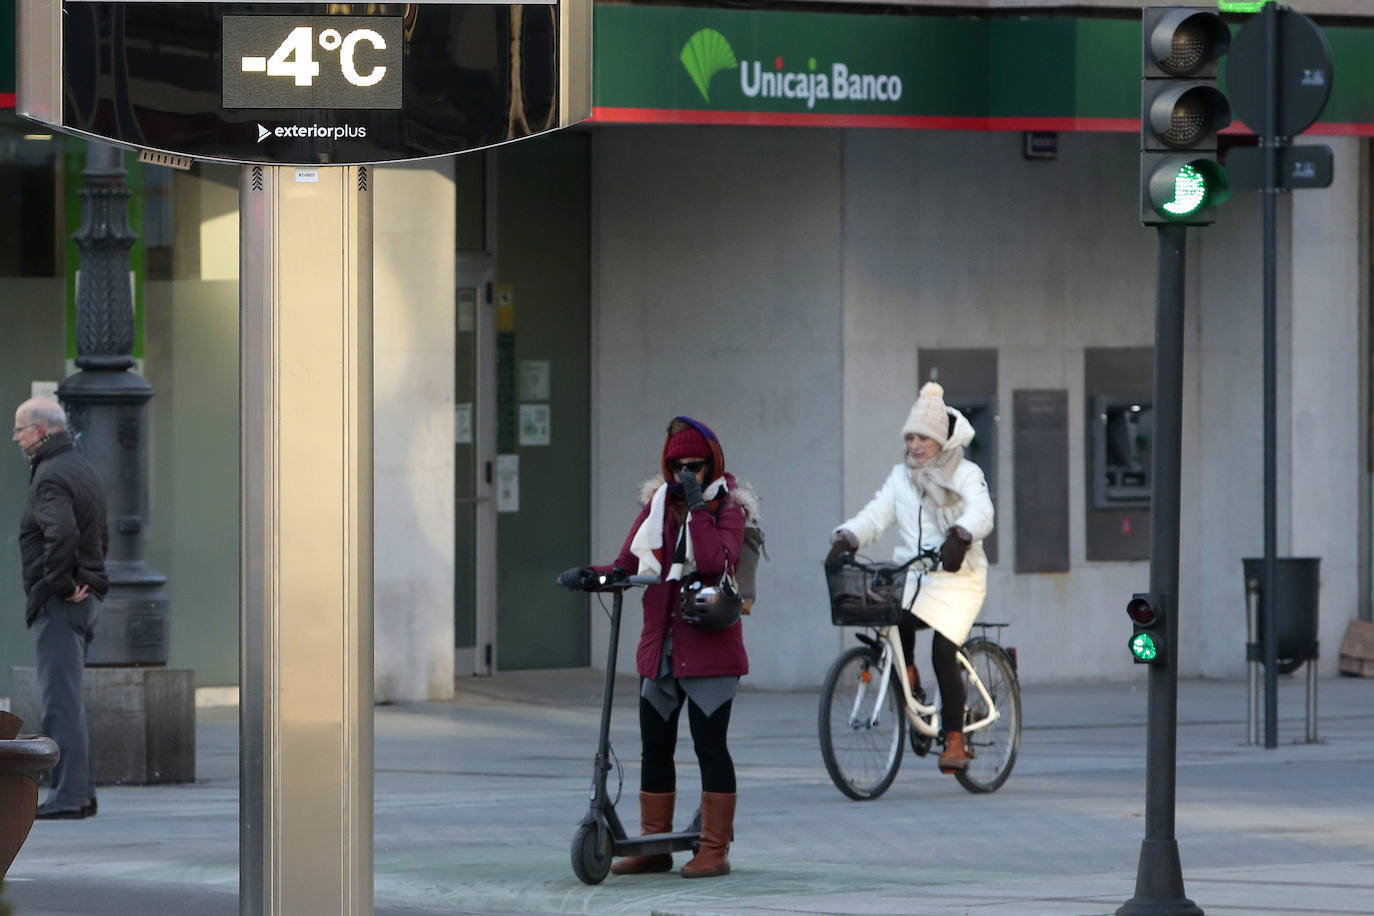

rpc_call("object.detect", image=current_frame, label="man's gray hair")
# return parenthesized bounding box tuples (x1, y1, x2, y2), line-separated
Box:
(25, 399, 67, 431)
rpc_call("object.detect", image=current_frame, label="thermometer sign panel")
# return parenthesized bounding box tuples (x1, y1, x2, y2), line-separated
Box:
(21, 1, 588, 165)
(223, 17, 403, 110)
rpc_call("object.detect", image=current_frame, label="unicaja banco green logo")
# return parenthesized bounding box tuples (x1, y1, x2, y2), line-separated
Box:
(680, 29, 738, 103)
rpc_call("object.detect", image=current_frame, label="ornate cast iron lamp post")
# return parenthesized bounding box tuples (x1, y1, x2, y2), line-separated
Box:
(56, 141, 169, 666)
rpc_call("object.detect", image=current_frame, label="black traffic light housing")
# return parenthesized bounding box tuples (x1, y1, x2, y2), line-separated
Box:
(1141, 8, 1233, 226)
(1127, 592, 1168, 665)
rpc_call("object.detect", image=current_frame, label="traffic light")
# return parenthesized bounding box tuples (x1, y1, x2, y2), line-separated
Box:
(1141, 8, 1233, 225)
(1127, 592, 1168, 665)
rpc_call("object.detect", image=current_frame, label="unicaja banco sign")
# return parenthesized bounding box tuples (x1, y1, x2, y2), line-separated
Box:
(680, 28, 904, 110)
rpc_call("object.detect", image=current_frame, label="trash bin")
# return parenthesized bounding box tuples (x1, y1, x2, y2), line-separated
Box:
(1242, 557, 1320, 669)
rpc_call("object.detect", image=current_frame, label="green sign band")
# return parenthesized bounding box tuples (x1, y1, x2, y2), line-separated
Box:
(591, 5, 1374, 135)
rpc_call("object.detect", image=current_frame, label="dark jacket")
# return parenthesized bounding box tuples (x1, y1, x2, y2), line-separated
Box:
(594, 473, 749, 679)
(20, 432, 110, 627)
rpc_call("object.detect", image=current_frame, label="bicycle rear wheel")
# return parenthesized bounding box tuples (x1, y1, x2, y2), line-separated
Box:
(819, 645, 905, 801)
(954, 639, 1021, 794)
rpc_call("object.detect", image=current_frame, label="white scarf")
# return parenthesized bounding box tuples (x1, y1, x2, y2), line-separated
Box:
(907, 446, 965, 527)
(630, 478, 728, 580)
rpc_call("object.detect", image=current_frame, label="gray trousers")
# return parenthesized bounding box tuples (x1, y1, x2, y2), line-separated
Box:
(34, 593, 99, 809)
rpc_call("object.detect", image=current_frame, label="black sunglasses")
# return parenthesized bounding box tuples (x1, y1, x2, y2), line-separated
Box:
(671, 460, 707, 474)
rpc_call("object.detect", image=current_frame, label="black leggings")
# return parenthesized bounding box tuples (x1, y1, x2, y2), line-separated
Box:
(638, 693, 736, 794)
(899, 615, 966, 735)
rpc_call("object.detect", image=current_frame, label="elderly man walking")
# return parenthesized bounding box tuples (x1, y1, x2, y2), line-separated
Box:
(12, 397, 108, 819)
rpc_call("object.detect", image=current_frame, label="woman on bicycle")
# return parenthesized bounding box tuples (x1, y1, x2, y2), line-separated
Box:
(828, 381, 994, 774)
(558, 416, 756, 878)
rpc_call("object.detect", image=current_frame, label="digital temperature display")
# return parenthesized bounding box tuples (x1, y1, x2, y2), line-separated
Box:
(223, 17, 403, 109)
(21, 0, 588, 165)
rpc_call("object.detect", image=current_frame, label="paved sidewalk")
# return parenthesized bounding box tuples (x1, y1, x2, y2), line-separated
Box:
(2, 669, 1372, 915)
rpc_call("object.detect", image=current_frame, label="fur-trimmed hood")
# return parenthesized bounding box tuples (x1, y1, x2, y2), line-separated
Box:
(637, 473, 761, 525)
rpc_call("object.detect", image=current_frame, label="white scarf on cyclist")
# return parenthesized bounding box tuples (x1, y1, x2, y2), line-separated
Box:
(630, 479, 728, 580)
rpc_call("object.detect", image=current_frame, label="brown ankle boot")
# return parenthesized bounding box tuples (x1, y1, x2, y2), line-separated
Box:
(938, 732, 973, 773)
(610, 791, 675, 875)
(681, 791, 735, 878)
(906, 665, 922, 698)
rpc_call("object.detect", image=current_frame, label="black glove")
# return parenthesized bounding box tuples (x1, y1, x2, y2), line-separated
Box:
(825, 540, 851, 567)
(557, 566, 595, 590)
(677, 469, 707, 511)
(939, 526, 972, 573)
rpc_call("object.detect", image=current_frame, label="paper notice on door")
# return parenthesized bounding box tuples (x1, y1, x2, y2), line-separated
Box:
(519, 359, 550, 401)
(496, 454, 519, 513)
(518, 403, 550, 446)
(455, 403, 473, 444)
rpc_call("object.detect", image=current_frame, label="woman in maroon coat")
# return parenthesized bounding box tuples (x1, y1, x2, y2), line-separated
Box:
(559, 416, 753, 878)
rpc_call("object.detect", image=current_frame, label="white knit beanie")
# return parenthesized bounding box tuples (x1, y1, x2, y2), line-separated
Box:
(901, 381, 949, 445)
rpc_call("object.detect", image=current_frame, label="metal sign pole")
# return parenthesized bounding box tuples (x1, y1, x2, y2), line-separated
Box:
(240, 164, 375, 916)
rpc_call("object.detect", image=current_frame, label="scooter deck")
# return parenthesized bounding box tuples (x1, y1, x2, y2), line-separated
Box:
(613, 828, 700, 857)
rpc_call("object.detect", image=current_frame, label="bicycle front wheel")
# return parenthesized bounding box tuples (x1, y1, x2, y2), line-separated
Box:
(955, 639, 1021, 794)
(819, 644, 906, 800)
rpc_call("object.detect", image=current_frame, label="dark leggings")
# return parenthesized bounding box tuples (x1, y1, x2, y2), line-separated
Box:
(899, 615, 966, 734)
(639, 693, 736, 794)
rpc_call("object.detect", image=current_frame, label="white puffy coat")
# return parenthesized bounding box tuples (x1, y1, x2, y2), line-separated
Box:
(837, 410, 995, 645)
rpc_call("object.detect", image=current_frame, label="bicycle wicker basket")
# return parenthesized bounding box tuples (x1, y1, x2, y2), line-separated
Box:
(826, 562, 905, 627)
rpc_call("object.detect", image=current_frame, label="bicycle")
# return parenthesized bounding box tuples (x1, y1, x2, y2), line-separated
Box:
(818, 549, 1021, 799)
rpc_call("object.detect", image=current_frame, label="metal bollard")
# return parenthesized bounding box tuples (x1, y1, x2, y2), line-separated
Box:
(1245, 577, 1260, 746)
(1306, 654, 1319, 743)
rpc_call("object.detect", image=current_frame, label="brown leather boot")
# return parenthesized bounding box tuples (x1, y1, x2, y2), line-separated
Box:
(610, 791, 675, 875)
(681, 791, 735, 878)
(938, 731, 974, 773)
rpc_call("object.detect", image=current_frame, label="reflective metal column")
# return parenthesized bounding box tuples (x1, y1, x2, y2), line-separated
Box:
(239, 164, 374, 916)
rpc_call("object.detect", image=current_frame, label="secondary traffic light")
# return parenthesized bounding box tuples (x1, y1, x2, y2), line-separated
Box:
(1127, 592, 1168, 665)
(1141, 8, 1233, 225)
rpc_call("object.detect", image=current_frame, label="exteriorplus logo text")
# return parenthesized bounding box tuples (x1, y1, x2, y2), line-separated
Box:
(256, 122, 367, 142)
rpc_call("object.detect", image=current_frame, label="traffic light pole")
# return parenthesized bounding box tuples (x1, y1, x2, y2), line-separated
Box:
(1260, 0, 1281, 751)
(1118, 223, 1202, 916)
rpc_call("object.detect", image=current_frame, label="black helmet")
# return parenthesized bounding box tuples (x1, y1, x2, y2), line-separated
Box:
(681, 575, 743, 631)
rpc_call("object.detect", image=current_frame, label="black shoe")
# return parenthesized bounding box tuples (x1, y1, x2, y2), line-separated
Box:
(83, 797, 97, 818)
(35, 801, 87, 820)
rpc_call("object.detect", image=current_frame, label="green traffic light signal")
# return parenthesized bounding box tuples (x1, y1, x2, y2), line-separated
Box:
(1129, 631, 1160, 662)
(1127, 592, 1167, 666)
(1163, 164, 1207, 216)
(1143, 155, 1230, 223)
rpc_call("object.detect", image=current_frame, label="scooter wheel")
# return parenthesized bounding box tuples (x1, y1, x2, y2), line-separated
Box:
(571, 822, 612, 885)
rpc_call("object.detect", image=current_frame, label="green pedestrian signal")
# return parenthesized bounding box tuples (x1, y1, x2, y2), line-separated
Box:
(1146, 156, 1229, 221)
(1140, 8, 1233, 226)
(1127, 593, 1168, 666)
(1129, 631, 1160, 662)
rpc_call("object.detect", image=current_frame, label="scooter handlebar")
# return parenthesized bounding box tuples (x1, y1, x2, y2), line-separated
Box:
(588, 572, 660, 591)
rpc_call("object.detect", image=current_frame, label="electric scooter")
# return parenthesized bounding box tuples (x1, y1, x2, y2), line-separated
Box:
(568, 571, 702, 885)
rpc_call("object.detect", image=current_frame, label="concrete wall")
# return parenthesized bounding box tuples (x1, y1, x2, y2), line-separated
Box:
(590, 126, 846, 688)
(590, 126, 1368, 687)
(372, 161, 457, 702)
(1287, 136, 1368, 671)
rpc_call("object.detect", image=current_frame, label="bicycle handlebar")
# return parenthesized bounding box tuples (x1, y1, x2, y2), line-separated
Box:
(828, 546, 942, 573)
